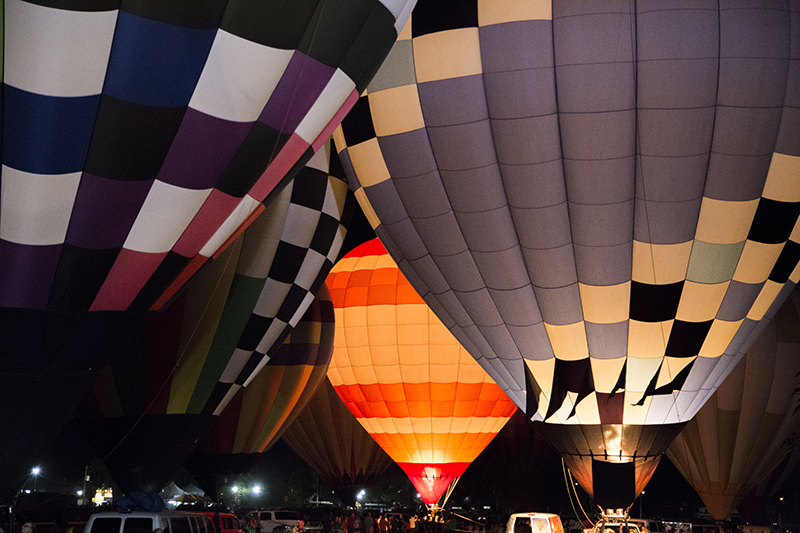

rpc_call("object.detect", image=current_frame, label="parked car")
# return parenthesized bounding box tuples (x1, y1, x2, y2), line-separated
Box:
(507, 513, 564, 533)
(84, 511, 215, 533)
(196, 512, 244, 533)
(245, 510, 302, 533)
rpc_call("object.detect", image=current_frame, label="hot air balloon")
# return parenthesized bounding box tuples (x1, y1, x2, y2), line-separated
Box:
(71, 148, 351, 494)
(333, 0, 800, 510)
(0, 0, 415, 500)
(282, 377, 394, 504)
(185, 284, 335, 499)
(326, 238, 517, 508)
(666, 289, 800, 521)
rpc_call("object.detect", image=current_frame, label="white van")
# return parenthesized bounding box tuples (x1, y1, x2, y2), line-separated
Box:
(84, 511, 215, 533)
(507, 513, 565, 533)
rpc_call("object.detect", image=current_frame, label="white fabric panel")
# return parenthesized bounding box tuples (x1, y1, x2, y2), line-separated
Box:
(253, 277, 290, 317)
(219, 348, 252, 383)
(296, 69, 356, 143)
(324, 176, 348, 217)
(242, 356, 269, 387)
(189, 30, 294, 122)
(125, 182, 211, 253)
(5, 0, 117, 96)
(254, 317, 290, 355)
(212, 384, 242, 416)
(295, 250, 327, 290)
(198, 194, 262, 257)
(0, 167, 81, 245)
(305, 141, 331, 172)
(289, 292, 316, 326)
(282, 204, 320, 248)
(644, 393, 678, 425)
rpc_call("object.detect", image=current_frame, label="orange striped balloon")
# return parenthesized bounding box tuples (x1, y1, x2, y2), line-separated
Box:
(326, 238, 517, 505)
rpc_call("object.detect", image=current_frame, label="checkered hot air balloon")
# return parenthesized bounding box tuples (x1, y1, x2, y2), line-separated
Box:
(334, 0, 800, 509)
(326, 239, 517, 507)
(0, 0, 415, 500)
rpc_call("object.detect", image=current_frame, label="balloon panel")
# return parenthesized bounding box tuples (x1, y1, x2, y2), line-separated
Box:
(206, 283, 334, 456)
(334, 0, 800, 433)
(327, 239, 517, 504)
(666, 288, 800, 520)
(283, 378, 394, 489)
(0, 0, 415, 313)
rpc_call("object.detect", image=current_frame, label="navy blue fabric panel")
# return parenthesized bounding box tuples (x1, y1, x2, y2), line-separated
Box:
(103, 11, 217, 107)
(665, 320, 714, 358)
(3, 86, 100, 174)
(217, 122, 286, 198)
(411, 0, 477, 38)
(84, 95, 185, 181)
(48, 245, 120, 312)
(630, 281, 685, 322)
(297, 0, 373, 68)
(769, 240, 800, 283)
(291, 167, 329, 209)
(221, 0, 319, 49)
(238, 315, 271, 352)
(341, 96, 375, 146)
(343, 3, 401, 92)
(122, 0, 227, 29)
(747, 198, 800, 244)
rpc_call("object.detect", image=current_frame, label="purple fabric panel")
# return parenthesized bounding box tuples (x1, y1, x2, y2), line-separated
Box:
(65, 174, 153, 249)
(259, 51, 335, 133)
(0, 240, 61, 308)
(156, 108, 254, 189)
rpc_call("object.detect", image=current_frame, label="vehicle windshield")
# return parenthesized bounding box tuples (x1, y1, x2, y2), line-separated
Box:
(596, 524, 641, 533)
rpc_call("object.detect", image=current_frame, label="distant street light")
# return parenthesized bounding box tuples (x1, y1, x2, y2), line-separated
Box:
(31, 467, 40, 492)
(253, 486, 262, 495)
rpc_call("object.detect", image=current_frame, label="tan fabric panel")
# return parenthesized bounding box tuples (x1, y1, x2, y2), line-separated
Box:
(675, 281, 729, 322)
(369, 84, 425, 137)
(545, 321, 589, 360)
(346, 138, 391, 187)
(579, 282, 630, 324)
(632, 241, 692, 284)
(762, 152, 800, 201)
(477, 0, 552, 25)
(628, 320, 672, 358)
(694, 198, 758, 245)
(732, 241, 784, 284)
(699, 319, 742, 358)
(413, 28, 482, 84)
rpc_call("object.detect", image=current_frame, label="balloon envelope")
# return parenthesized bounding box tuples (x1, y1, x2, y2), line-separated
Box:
(666, 288, 800, 520)
(326, 239, 517, 505)
(282, 377, 394, 493)
(334, 0, 800, 508)
(0, 0, 414, 500)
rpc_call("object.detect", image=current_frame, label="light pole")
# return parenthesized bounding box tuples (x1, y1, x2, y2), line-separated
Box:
(31, 467, 40, 492)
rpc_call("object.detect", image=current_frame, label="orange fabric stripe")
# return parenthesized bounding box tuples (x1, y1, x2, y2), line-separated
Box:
(333, 383, 515, 419)
(370, 432, 502, 464)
